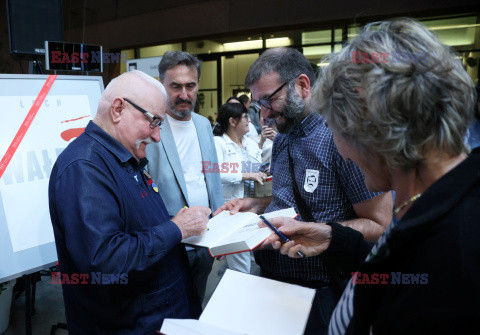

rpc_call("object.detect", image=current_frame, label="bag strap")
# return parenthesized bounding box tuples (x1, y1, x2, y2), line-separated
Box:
(287, 142, 315, 222)
(288, 142, 349, 298)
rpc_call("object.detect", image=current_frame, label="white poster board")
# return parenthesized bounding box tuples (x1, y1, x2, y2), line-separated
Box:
(126, 57, 162, 79)
(0, 74, 104, 283)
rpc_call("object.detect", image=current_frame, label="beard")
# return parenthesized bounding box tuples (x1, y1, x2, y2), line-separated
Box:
(167, 97, 196, 119)
(275, 85, 306, 134)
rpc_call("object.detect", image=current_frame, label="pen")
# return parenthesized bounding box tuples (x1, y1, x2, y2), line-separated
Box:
(259, 215, 306, 259)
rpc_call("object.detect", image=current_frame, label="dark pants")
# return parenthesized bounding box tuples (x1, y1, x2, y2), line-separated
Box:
(304, 286, 336, 335)
(186, 247, 214, 304)
(260, 270, 337, 335)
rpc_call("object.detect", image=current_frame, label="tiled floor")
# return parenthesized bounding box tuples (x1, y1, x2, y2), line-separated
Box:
(2, 257, 259, 334)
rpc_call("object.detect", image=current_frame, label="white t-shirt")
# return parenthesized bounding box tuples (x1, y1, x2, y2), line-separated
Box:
(166, 114, 209, 208)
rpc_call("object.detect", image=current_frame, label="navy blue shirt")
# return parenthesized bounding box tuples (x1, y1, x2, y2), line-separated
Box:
(255, 113, 381, 282)
(49, 121, 200, 334)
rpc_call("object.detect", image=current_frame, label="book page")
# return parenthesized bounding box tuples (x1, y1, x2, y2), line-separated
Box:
(160, 319, 242, 335)
(262, 207, 297, 220)
(200, 270, 315, 335)
(215, 224, 271, 246)
(182, 211, 259, 248)
(218, 207, 298, 246)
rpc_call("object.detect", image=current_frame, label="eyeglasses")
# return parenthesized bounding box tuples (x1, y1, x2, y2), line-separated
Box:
(123, 98, 162, 129)
(255, 82, 288, 111)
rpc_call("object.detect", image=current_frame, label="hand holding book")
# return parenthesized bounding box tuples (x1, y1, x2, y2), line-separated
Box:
(182, 208, 297, 257)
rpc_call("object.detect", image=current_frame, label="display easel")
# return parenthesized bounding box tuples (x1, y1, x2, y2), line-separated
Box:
(0, 70, 103, 334)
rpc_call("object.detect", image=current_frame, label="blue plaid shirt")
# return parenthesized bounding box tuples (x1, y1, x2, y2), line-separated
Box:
(254, 113, 381, 282)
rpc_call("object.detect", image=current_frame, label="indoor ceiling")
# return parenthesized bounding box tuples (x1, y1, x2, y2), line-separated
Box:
(62, 0, 209, 30)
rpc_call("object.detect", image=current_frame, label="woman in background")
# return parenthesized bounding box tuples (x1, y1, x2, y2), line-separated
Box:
(226, 96, 258, 137)
(213, 102, 267, 273)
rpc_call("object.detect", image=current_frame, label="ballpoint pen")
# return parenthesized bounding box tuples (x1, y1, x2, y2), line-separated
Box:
(259, 215, 306, 259)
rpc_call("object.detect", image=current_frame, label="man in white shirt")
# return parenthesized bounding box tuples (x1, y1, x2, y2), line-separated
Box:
(146, 51, 223, 304)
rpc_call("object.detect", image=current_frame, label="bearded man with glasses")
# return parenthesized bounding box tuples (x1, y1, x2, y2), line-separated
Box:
(214, 47, 393, 335)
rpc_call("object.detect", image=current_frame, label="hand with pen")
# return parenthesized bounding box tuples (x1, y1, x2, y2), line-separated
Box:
(258, 217, 333, 258)
(172, 206, 211, 239)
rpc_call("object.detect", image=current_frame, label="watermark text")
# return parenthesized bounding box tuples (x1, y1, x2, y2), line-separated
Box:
(51, 272, 128, 285)
(351, 272, 428, 285)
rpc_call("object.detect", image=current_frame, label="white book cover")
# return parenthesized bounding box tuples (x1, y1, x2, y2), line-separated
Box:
(181, 208, 297, 257)
(160, 270, 316, 335)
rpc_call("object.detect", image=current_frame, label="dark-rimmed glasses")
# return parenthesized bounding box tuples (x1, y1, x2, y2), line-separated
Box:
(123, 98, 162, 129)
(255, 82, 288, 111)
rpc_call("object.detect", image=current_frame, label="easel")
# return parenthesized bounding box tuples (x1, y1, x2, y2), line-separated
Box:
(14, 272, 39, 335)
(16, 269, 68, 335)
(0, 65, 102, 335)
(24, 273, 35, 335)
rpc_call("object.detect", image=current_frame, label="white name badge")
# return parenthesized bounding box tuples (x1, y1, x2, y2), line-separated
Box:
(304, 169, 319, 193)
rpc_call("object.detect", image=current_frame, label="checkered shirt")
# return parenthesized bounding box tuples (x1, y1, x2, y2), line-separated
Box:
(254, 113, 381, 282)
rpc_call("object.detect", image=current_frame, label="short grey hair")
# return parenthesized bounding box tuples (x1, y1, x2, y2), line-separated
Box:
(245, 47, 316, 88)
(313, 18, 475, 169)
(158, 51, 201, 81)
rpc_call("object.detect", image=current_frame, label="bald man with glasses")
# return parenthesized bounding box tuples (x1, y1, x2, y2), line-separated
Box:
(49, 70, 210, 334)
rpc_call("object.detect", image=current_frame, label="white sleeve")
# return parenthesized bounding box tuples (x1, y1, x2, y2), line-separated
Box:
(214, 137, 243, 184)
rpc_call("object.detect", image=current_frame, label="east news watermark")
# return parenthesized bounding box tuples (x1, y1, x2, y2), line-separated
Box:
(351, 272, 429, 285)
(351, 51, 428, 64)
(50, 51, 129, 64)
(52, 272, 128, 285)
(202, 161, 263, 173)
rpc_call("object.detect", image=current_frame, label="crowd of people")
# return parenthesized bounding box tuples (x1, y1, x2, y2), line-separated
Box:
(48, 18, 479, 334)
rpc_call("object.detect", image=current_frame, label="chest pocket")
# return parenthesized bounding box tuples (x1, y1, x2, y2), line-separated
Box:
(225, 147, 236, 157)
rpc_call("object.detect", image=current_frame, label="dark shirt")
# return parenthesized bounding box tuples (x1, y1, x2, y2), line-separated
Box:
(48, 121, 200, 334)
(324, 147, 480, 334)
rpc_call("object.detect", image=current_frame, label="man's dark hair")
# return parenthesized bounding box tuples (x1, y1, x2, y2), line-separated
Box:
(237, 94, 250, 105)
(226, 96, 242, 105)
(245, 48, 315, 88)
(158, 51, 202, 81)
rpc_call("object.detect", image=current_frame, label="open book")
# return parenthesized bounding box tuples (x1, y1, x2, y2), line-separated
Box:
(181, 208, 297, 257)
(160, 270, 316, 335)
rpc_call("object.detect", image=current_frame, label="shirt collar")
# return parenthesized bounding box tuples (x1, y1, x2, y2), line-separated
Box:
(291, 112, 322, 137)
(222, 133, 246, 146)
(85, 121, 148, 169)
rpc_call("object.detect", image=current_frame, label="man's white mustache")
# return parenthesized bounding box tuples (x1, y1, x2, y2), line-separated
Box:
(135, 138, 154, 149)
